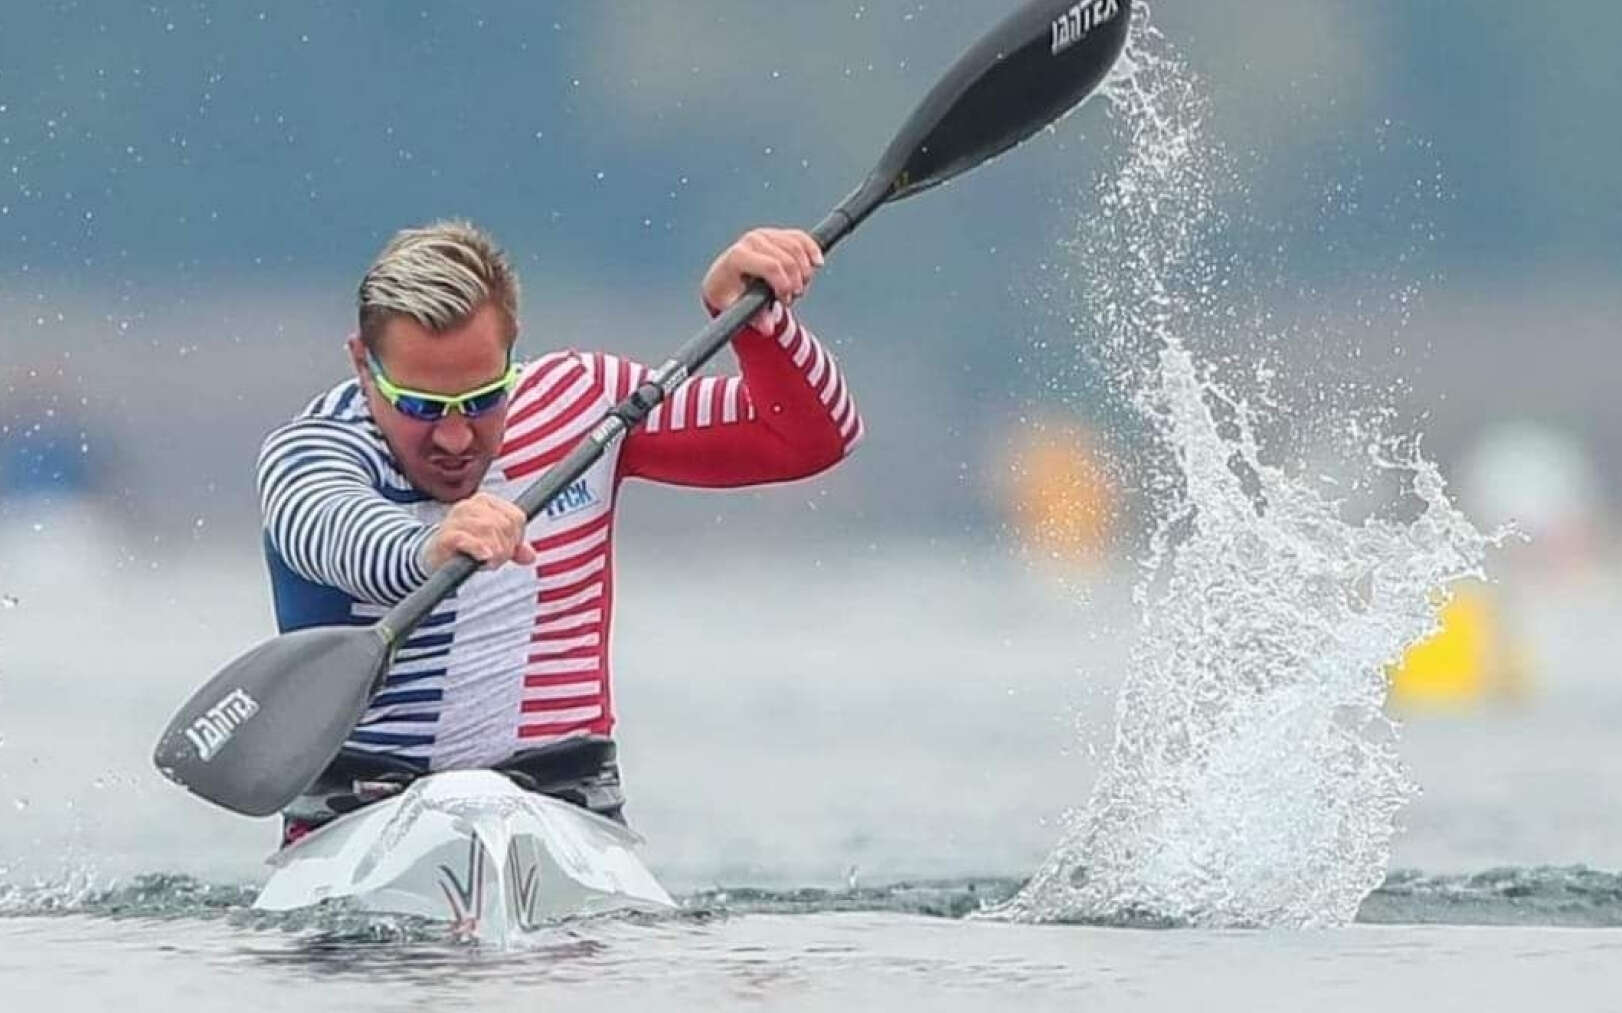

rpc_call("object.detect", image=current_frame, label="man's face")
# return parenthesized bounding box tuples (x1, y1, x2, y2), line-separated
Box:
(348, 302, 513, 503)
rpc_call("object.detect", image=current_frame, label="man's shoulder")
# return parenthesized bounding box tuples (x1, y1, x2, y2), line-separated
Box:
(515, 348, 586, 382)
(512, 348, 651, 411)
(258, 380, 387, 469)
(511, 348, 601, 406)
(263, 379, 375, 442)
(297, 378, 370, 424)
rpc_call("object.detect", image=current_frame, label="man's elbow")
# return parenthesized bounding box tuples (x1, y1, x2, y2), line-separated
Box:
(790, 410, 863, 478)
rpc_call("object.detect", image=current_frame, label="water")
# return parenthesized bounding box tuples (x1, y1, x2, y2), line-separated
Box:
(3, 878, 1622, 1010)
(1, 910, 1613, 1012)
(5, 8, 1620, 1010)
(5, 546, 1622, 1008)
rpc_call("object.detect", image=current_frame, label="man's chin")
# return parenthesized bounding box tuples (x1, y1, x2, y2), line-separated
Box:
(415, 463, 490, 503)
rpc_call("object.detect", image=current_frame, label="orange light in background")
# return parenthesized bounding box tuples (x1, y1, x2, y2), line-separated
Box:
(1003, 417, 1118, 564)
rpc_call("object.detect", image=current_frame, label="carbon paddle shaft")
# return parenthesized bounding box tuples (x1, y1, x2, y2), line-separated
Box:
(378, 193, 882, 648)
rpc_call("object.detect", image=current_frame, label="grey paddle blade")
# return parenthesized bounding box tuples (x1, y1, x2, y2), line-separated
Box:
(152, 624, 393, 817)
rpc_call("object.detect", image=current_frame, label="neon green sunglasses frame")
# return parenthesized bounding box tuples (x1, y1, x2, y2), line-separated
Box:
(366, 350, 519, 421)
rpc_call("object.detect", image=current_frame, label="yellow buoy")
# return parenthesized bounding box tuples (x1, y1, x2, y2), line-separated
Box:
(1389, 583, 1528, 710)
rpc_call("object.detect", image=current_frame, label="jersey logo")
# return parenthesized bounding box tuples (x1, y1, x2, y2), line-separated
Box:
(544, 478, 599, 520)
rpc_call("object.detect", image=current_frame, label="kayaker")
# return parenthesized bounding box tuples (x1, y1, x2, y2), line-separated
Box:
(257, 220, 861, 843)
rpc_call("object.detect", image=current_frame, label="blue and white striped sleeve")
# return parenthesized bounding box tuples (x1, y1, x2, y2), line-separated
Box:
(256, 420, 435, 605)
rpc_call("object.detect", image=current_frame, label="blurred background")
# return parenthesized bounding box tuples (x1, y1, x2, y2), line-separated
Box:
(1, 1, 1619, 889)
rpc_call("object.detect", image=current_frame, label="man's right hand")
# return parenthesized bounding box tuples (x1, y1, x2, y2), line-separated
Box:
(423, 492, 538, 572)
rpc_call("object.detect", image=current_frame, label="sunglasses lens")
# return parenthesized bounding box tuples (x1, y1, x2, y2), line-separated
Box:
(392, 394, 448, 422)
(460, 388, 510, 418)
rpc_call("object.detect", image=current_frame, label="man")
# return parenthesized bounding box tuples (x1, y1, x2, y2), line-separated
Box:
(258, 221, 861, 842)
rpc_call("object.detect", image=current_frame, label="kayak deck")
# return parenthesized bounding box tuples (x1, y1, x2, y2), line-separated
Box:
(253, 769, 673, 942)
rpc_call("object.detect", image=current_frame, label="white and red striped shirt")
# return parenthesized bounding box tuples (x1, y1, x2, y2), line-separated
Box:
(257, 304, 860, 771)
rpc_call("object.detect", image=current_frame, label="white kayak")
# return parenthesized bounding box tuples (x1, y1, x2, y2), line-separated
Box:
(252, 769, 674, 942)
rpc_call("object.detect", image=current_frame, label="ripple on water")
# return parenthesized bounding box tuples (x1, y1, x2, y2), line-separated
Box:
(5, 869, 1622, 935)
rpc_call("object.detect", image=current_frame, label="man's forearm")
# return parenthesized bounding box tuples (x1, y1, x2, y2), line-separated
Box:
(258, 421, 436, 604)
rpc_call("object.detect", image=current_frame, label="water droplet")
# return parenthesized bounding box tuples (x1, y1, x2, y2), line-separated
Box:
(0, 595, 18, 609)
(13, 798, 27, 812)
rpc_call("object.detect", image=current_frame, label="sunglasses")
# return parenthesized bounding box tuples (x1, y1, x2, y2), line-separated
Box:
(366, 351, 518, 422)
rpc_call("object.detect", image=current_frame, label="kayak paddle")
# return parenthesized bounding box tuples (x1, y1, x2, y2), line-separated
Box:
(153, 0, 1131, 817)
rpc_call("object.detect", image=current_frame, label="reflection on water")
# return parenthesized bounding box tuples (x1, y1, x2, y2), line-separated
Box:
(5, 905, 1622, 1013)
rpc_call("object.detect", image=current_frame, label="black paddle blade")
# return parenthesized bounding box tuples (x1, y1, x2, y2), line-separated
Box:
(877, 0, 1130, 203)
(152, 625, 392, 817)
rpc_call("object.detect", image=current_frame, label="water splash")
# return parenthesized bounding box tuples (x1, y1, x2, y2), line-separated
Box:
(987, 11, 1496, 927)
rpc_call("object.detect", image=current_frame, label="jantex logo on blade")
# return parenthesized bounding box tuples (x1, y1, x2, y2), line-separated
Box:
(1051, 0, 1120, 56)
(184, 687, 260, 762)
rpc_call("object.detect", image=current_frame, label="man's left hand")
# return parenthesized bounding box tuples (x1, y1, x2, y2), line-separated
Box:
(701, 227, 824, 330)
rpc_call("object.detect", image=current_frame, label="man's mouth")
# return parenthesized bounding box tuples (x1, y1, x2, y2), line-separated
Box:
(431, 457, 475, 477)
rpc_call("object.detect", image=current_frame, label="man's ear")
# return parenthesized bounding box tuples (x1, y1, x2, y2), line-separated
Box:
(345, 333, 370, 387)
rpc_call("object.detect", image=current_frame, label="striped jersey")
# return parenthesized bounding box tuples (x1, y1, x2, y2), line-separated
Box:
(257, 303, 861, 772)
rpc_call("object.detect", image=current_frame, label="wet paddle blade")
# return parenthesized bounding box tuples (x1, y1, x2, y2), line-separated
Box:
(877, 0, 1130, 202)
(152, 625, 393, 817)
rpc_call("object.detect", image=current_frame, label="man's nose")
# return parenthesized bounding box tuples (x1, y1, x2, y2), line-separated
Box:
(430, 413, 476, 454)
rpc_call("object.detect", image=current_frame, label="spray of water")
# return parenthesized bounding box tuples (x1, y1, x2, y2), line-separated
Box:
(988, 12, 1496, 928)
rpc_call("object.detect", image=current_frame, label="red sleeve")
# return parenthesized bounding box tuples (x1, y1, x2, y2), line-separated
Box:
(588, 303, 863, 487)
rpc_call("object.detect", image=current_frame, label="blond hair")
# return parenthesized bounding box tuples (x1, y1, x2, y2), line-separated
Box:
(357, 220, 520, 350)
